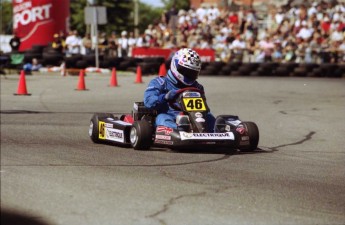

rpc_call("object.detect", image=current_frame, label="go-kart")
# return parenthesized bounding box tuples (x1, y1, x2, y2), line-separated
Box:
(89, 87, 259, 151)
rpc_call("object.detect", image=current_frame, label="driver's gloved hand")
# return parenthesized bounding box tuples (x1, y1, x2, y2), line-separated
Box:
(157, 90, 177, 104)
(164, 90, 178, 101)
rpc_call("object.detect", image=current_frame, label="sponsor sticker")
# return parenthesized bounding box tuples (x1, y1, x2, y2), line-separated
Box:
(195, 118, 205, 123)
(99, 121, 106, 139)
(156, 126, 174, 135)
(179, 132, 234, 140)
(154, 139, 173, 145)
(155, 135, 171, 140)
(195, 112, 203, 118)
(183, 92, 201, 98)
(228, 119, 241, 126)
(236, 127, 246, 134)
(105, 123, 113, 128)
(105, 128, 124, 143)
(241, 136, 249, 141)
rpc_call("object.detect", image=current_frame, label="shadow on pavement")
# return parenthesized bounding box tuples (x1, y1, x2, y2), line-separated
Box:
(1, 208, 54, 225)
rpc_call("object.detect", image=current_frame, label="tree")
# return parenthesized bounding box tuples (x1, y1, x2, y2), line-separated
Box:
(99, 0, 133, 34)
(137, 2, 163, 33)
(0, 0, 190, 36)
(70, 0, 133, 35)
(161, 0, 190, 11)
(0, 0, 13, 34)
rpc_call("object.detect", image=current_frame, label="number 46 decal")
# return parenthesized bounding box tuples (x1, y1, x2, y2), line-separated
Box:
(183, 98, 206, 111)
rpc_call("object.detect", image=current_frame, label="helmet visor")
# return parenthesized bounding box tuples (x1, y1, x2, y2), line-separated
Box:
(176, 64, 199, 82)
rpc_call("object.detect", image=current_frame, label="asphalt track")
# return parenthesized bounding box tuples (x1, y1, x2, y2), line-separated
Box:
(1, 72, 345, 225)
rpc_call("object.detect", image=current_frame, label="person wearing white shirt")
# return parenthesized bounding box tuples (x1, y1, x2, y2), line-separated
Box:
(230, 35, 246, 50)
(207, 5, 220, 21)
(308, 2, 318, 17)
(65, 30, 81, 55)
(230, 35, 246, 61)
(127, 32, 137, 57)
(296, 21, 314, 41)
(118, 31, 129, 57)
(330, 26, 343, 42)
(275, 8, 285, 25)
(196, 5, 207, 22)
(178, 10, 186, 25)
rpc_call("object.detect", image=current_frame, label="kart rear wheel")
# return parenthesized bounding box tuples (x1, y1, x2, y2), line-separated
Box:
(130, 120, 153, 150)
(89, 113, 115, 143)
(239, 121, 259, 152)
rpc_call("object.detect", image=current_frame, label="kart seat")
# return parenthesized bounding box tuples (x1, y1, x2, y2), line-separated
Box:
(132, 102, 157, 121)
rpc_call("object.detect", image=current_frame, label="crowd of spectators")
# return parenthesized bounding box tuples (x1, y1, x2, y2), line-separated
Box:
(51, 1, 345, 64)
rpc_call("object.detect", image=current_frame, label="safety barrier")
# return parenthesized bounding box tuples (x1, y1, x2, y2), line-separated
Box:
(1, 49, 344, 78)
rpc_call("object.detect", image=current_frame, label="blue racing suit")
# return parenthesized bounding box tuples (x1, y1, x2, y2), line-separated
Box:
(144, 70, 216, 132)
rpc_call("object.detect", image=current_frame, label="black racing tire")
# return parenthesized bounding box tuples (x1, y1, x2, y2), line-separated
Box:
(130, 120, 153, 150)
(239, 121, 259, 152)
(89, 113, 116, 143)
(106, 57, 124, 68)
(76, 60, 88, 69)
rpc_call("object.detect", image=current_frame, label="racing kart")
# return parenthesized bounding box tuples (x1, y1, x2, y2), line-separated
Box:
(89, 88, 259, 151)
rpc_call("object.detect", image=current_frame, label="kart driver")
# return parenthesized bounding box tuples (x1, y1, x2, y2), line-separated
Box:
(144, 48, 216, 132)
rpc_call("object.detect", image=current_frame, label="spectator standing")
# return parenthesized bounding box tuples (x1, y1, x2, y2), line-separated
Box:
(118, 31, 129, 57)
(296, 20, 314, 41)
(272, 40, 283, 62)
(136, 33, 148, 47)
(165, 6, 178, 25)
(228, 11, 239, 25)
(338, 41, 345, 62)
(196, 4, 207, 22)
(108, 32, 118, 57)
(65, 30, 81, 56)
(208, 5, 220, 21)
(229, 34, 246, 61)
(258, 36, 275, 62)
(98, 32, 108, 56)
(81, 33, 92, 55)
(128, 32, 137, 57)
(9, 33, 21, 52)
(321, 16, 331, 34)
(51, 33, 65, 53)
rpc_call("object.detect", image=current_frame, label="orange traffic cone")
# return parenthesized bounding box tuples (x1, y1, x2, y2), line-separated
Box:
(158, 63, 167, 76)
(75, 69, 87, 90)
(109, 67, 118, 87)
(14, 70, 31, 96)
(135, 65, 143, 83)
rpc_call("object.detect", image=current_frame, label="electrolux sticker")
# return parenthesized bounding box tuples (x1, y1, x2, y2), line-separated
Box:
(105, 128, 124, 143)
(179, 132, 234, 140)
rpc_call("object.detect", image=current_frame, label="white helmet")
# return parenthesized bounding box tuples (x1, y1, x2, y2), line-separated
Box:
(169, 48, 202, 86)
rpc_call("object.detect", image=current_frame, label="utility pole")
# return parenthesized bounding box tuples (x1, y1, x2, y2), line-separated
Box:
(85, 1, 106, 68)
(134, 0, 139, 37)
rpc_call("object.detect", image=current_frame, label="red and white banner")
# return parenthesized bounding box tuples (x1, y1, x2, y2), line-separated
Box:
(13, 0, 69, 51)
(132, 47, 215, 62)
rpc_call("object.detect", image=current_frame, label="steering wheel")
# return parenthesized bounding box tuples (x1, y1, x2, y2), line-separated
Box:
(168, 87, 204, 111)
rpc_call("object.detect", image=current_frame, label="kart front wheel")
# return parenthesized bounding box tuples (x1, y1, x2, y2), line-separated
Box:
(89, 113, 115, 143)
(239, 121, 259, 152)
(130, 120, 153, 150)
